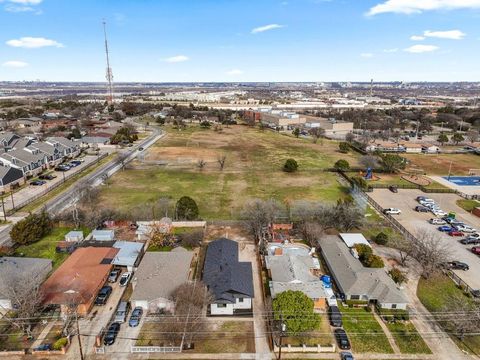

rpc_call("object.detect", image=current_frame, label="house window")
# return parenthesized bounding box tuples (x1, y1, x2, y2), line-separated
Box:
(217, 304, 227, 308)
(391, 304, 397, 309)
(238, 298, 244, 303)
(350, 295, 360, 300)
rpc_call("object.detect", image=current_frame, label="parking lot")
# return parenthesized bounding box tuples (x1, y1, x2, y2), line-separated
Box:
(369, 188, 480, 292)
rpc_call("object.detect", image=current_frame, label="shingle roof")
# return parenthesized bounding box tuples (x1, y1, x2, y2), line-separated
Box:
(41, 247, 119, 305)
(0, 257, 52, 298)
(130, 248, 193, 302)
(202, 238, 254, 303)
(320, 236, 408, 305)
(0, 148, 45, 164)
(112, 241, 144, 267)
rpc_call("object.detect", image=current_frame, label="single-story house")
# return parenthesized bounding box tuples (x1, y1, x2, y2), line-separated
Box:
(41, 247, 119, 316)
(80, 136, 110, 148)
(130, 248, 194, 313)
(320, 236, 408, 310)
(112, 241, 144, 271)
(91, 229, 115, 241)
(0, 165, 24, 193)
(65, 230, 84, 242)
(404, 143, 423, 153)
(339, 233, 371, 248)
(422, 145, 440, 154)
(265, 253, 330, 310)
(202, 238, 254, 316)
(365, 141, 405, 153)
(0, 257, 52, 312)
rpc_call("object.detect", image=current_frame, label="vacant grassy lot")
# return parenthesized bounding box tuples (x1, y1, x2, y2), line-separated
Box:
(386, 321, 431, 354)
(99, 125, 356, 219)
(457, 199, 480, 212)
(404, 153, 480, 176)
(284, 314, 334, 347)
(190, 321, 255, 353)
(418, 274, 480, 354)
(339, 305, 393, 353)
(14, 226, 88, 269)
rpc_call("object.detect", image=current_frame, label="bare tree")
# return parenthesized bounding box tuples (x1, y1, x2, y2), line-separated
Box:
(360, 155, 379, 169)
(389, 234, 412, 266)
(301, 221, 324, 247)
(441, 294, 480, 341)
(197, 159, 206, 170)
(409, 229, 451, 278)
(0, 269, 46, 337)
(217, 155, 227, 170)
(345, 132, 355, 143)
(309, 128, 325, 144)
(467, 129, 479, 144)
(241, 199, 282, 250)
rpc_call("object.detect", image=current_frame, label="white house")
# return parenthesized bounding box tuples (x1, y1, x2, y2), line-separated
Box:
(202, 238, 254, 316)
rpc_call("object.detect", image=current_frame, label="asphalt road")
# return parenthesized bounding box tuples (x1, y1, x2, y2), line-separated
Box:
(369, 188, 480, 292)
(0, 127, 164, 247)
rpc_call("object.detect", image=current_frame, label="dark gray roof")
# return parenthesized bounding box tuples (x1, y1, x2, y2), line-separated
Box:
(320, 236, 408, 305)
(203, 238, 254, 303)
(0, 165, 23, 185)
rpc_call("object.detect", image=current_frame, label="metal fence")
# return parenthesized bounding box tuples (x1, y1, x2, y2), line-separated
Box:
(5, 153, 108, 215)
(444, 269, 473, 294)
(131, 346, 181, 353)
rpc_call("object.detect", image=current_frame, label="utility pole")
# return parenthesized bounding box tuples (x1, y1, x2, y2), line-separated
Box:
(1, 196, 6, 221)
(75, 309, 84, 360)
(10, 191, 14, 210)
(103, 20, 114, 106)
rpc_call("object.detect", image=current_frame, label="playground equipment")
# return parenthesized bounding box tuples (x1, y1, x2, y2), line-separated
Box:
(365, 167, 373, 180)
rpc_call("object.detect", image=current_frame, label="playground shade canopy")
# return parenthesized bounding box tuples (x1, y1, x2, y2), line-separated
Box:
(339, 233, 371, 248)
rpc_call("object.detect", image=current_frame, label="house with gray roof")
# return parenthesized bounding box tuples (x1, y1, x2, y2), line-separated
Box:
(0, 165, 24, 192)
(202, 238, 254, 316)
(0, 257, 52, 313)
(0, 148, 46, 176)
(130, 248, 194, 313)
(0, 132, 20, 151)
(266, 253, 332, 310)
(46, 137, 81, 158)
(320, 236, 408, 310)
(28, 142, 64, 167)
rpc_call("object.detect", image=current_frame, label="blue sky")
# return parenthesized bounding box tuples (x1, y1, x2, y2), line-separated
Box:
(0, 0, 479, 82)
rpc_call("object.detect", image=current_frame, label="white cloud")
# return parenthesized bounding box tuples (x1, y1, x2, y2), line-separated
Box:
(227, 69, 243, 75)
(424, 29, 465, 39)
(2, 0, 42, 13)
(6, 37, 63, 48)
(367, 0, 480, 16)
(360, 53, 374, 58)
(7, 0, 43, 4)
(410, 35, 425, 41)
(163, 55, 189, 63)
(404, 44, 439, 53)
(2, 60, 28, 68)
(383, 48, 399, 53)
(251, 24, 284, 34)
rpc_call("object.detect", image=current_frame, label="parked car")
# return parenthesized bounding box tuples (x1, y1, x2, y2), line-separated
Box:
(466, 233, 480, 240)
(448, 230, 464, 237)
(419, 198, 435, 204)
(438, 226, 453, 232)
(455, 225, 476, 233)
(39, 174, 57, 180)
(108, 269, 121, 283)
(472, 247, 480, 255)
(103, 323, 120, 346)
(460, 237, 480, 245)
(446, 261, 469, 271)
(430, 218, 446, 225)
(328, 305, 342, 327)
(95, 286, 112, 305)
(416, 196, 427, 201)
(55, 165, 70, 171)
(415, 206, 429, 213)
(70, 160, 82, 166)
(119, 272, 131, 287)
(383, 208, 401, 215)
(129, 307, 143, 327)
(114, 301, 131, 323)
(388, 185, 398, 193)
(30, 180, 46, 186)
(138, 147, 144, 151)
(432, 210, 447, 217)
(334, 329, 351, 350)
(340, 352, 355, 360)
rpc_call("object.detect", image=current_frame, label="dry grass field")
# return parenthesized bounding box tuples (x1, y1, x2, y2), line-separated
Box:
(98, 125, 358, 219)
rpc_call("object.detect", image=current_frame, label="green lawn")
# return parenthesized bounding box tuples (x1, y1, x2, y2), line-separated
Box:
(456, 199, 480, 212)
(14, 226, 89, 269)
(417, 274, 480, 354)
(339, 305, 393, 353)
(385, 321, 431, 354)
(98, 125, 355, 220)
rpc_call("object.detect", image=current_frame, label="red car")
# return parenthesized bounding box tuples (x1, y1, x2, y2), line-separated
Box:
(448, 231, 464, 237)
(472, 247, 480, 255)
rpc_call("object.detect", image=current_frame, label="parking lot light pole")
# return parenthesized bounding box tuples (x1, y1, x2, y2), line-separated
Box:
(278, 322, 286, 360)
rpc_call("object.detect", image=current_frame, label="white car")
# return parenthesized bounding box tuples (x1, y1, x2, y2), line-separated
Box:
(419, 198, 435, 204)
(119, 272, 132, 287)
(420, 201, 436, 208)
(466, 233, 480, 239)
(432, 210, 447, 217)
(383, 208, 401, 215)
(430, 218, 446, 225)
(456, 225, 476, 233)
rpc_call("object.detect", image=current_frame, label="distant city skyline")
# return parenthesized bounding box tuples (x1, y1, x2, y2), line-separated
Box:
(1, 0, 479, 82)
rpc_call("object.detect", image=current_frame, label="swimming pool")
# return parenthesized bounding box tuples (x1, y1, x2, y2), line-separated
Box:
(443, 176, 480, 186)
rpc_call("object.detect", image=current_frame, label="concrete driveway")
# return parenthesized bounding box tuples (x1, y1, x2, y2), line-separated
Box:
(369, 188, 480, 292)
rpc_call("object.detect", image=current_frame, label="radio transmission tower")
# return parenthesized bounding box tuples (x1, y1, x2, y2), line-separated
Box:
(102, 20, 114, 105)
